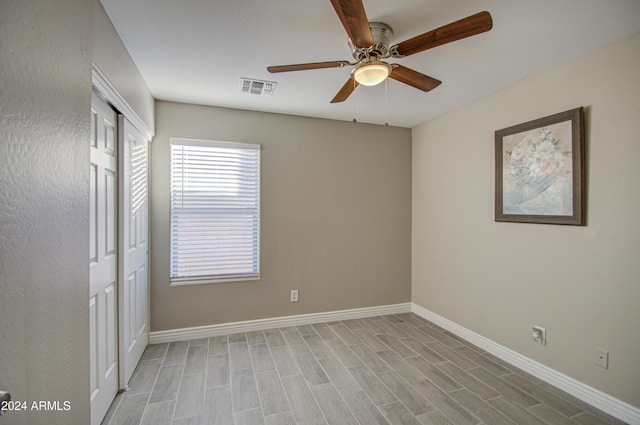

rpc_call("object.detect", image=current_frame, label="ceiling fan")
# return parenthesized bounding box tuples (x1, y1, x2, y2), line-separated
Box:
(267, 0, 492, 103)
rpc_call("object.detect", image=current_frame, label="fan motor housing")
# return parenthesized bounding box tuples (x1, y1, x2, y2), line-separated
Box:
(351, 22, 393, 61)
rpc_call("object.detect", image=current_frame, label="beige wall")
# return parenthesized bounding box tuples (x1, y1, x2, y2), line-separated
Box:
(412, 33, 640, 407)
(150, 101, 412, 331)
(0, 1, 153, 423)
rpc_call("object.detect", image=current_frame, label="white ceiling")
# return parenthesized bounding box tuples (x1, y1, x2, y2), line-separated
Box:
(100, 0, 640, 128)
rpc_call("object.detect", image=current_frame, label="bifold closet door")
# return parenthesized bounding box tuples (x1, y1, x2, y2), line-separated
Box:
(89, 91, 119, 425)
(118, 116, 150, 388)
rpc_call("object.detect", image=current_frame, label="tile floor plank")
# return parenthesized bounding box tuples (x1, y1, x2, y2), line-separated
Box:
(318, 357, 362, 394)
(246, 330, 267, 345)
(183, 346, 208, 376)
(280, 374, 323, 423)
(311, 323, 338, 341)
(416, 325, 462, 348)
(311, 383, 359, 425)
(249, 343, 276, 372)
(108, 393, 149, 425)
(264, 329, 287, 347)
(330, 323, 363, 346)
(394, 322, 437, 343)
(208, 335, 228, 355)
(303, 334, 336, 360)
(350, 344, 391, 374)
(173, 373, 205, 420)
(403, 356, 463, 392)
(206, 353, 230, 389)
(141, 343, 169, 361)
(434, 361, 499, 400)
(323, 337, 363, 367)
(417, 411, 455, 425)
(501, 372, 583, 417)
(271, 345, 302, 377)
(128, 358, 162, 395)
(341, 391, 391, 425)
(140, 400, 174, 425)
(229, 341, 252, 371)
(376, 333, 418, 358)
(235, 408, 265, 425)
(528, 403, 576, 425)
(264, 412, 296, 425)
(376, 370, 434, 415)
(487, 396, 548, 425)
(379, 401, 423, 425)
(229, 333, 247, 343)
(347, 364, 397, 405)
(572, 411, 626, 425)
(163, 341, 189, 366)
(411, 378, 480, 425)
(201, 386, 234, 425)
(357, 318, 387, 335)
(448, 388, 516, 425)
(293, 351, 330, 386)
(375, 349, 424, 383)
(351, 327, 389, 352)
(425, 342, 479, 370)
(453, 345, 511, 376)
(255, 369, 291, 416)
(467, 367, 540, 408)
(281, 327, 311, 353)
(376, 319, 412, 339)
(149, 364, 184, 404)
(231, 368, 261, 412)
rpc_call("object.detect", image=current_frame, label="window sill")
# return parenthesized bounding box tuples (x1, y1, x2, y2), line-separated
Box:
(169, 275, 260, 286)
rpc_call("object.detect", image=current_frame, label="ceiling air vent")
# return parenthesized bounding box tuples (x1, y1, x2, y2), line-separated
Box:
(240, 78, 277, 96)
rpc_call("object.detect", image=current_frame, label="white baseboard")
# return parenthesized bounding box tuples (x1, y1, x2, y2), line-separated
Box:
(411, 303, 640, 425)
(149, 302, 411, 345)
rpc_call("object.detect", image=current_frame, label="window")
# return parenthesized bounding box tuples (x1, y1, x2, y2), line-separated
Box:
(170, 138, 260, 284)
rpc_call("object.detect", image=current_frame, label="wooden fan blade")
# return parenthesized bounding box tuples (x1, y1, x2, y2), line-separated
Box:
(392, 11, 492, 57)
(331, 78, 359, 103)
(267, 61, 349, 73)
(389, 65, 441, 92)
(329, 0, 374, 48)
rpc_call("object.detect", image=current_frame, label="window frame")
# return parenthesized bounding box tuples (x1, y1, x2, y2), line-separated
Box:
(169, 137, 261, 285)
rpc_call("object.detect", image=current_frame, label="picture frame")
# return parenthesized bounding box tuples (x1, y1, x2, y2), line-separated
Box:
(495, 107, 585, 225)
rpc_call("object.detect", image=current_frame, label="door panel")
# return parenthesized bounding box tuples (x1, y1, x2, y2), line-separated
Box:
(90, 164, 98, 264)
(89, 92, 119, 425)
(118, 116, 150, 387)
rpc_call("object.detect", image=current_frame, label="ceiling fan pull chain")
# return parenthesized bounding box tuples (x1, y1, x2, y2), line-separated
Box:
(352, 79, 358, 123)
(384, 78, 389, 127)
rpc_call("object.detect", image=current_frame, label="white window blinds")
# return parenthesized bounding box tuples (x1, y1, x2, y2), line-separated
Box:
(170, 138, 260, 284)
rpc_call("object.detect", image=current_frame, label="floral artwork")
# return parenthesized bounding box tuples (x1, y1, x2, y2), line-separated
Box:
(502, 122, 573, 215)
(495, 107, 585, 225)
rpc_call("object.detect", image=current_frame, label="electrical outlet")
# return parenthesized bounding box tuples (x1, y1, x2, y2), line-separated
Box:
(595, 348, 609, 369)
(532, 325, 546, 345)
(290, 289, 299, 303)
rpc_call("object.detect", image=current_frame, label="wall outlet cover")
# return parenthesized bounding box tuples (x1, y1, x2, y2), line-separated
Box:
(595, 348, 609, 369)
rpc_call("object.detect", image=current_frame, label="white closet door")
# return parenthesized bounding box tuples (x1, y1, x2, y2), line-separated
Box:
(89, 92, 119, 425)
(118, 116, 150, 387)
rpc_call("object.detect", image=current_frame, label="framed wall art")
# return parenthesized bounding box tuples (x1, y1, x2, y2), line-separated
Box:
(495, 107, 585, 225)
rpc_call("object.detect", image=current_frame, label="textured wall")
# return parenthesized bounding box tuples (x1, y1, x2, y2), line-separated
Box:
(0, 1, 92, 423)
(412, 33, 640, 407)
(0, 1, 154, 423)
(150, 101, 412, 331)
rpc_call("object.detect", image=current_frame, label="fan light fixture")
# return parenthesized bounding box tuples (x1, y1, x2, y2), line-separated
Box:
(353, 61, 391, 86)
